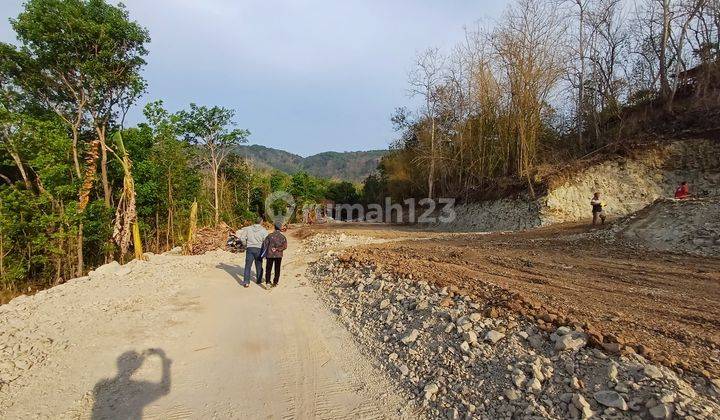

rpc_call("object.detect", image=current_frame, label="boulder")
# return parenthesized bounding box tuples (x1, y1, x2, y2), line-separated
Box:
(644, 364, 664, 380)
(91, 260, 120, 276)
(594, 390, 628, 411)
(555, 332, 587, 351)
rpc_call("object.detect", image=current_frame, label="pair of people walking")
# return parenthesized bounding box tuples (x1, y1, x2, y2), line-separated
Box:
(234, 218, 287, 289)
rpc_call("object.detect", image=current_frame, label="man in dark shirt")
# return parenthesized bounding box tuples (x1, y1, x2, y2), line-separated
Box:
(263, 222, 288, 289)
(590, 192, 606, 225)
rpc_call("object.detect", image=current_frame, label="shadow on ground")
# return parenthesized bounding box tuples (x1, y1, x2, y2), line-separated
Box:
(217, 262, 264, 286)
(91, 348, 172, 420)
(217, 262, 246, 286)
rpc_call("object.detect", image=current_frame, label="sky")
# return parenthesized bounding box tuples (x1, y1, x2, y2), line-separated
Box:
(0, 0, 510, 156)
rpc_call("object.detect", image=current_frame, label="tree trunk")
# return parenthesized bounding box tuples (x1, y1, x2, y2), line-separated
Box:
(97, 126, 111, 207)
(76, 222, 84, 277)
(166, 172, 174, 249)
(428, 117, 436, 199)
(0, 230, 5, 281)
(578, 3, 585, 149)
(71, 126, 81, 178)
(213, 168, 220, 226)
(155, 210, 160, 252)
(659, 0, 672, 101)
(8, 149, 32, 190)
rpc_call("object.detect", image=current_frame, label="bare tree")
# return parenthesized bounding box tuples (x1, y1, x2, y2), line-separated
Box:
(493, 0, 567, 179)
(409, 48, 445, 199)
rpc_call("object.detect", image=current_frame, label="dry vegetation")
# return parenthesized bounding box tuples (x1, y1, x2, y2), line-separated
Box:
(372, 0, 720, 203)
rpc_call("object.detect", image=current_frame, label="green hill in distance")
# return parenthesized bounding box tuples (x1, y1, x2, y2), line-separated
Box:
(234, 145, 387, 182)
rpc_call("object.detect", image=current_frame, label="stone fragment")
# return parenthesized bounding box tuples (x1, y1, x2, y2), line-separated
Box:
(649, 403, 672, 419)
(644, 365, 664, 380)
(512, 369, 526, 388)
(505, 388, 521, 401)
(484, 330, 505, 344)
(555, 332, 587, 351)
(401, 329, 419, 345)
(423, 382, 439, 400)
(594, 390, 628, 411)
(572, 394, 594, 419)
(607, 362, 619, 382)
(527, 377, 542, 393)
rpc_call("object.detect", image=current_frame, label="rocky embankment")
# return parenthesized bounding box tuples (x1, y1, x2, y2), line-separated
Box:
(437, 139, 720, 232)
(307, 238, 720, 419)
(617, 197, 720, 256)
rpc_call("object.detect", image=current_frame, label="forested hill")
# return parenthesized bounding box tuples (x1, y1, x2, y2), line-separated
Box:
(234, 145, 386, 182)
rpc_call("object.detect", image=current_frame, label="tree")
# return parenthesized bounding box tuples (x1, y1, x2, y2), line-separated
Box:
(326, 181, 360, 204)
(409, 48, 445, 199)
(3, 0, 150, 275)
(561, 0, 591, 147)
(177, 104, 249, 225)
(493, 0, 566, 179)
(0, 92, 33, 190)
(9, 0, 150, 207)
(141, 101, 200, 248)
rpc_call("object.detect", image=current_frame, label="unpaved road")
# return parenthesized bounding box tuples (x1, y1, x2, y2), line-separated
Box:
(0, 237, 408, 419)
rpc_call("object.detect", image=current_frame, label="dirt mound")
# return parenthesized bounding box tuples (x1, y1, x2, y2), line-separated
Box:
(619, 197, 720, 256)
(309, 242, 720, 419)
(186, 223, 233, 255)
(324, 223, 720, 380)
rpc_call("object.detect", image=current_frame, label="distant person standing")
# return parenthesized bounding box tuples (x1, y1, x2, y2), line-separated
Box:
(674, 181, 691, 199)
(262, 222, 288, 289)
(590, 192, 606, 225)
(236, 218, 268, 288)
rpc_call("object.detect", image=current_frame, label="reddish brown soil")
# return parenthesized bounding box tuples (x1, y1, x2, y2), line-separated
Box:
(305, 222, 720, 378)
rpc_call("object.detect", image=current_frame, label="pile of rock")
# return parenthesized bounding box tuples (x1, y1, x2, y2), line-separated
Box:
(308, 250, 720, 419)
(303, 233, 363, 253)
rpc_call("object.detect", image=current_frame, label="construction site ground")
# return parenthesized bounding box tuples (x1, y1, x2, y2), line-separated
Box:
(299, 221, 720, 379)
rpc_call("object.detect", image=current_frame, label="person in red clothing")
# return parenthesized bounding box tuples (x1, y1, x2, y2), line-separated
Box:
(674, 181, 690, 199)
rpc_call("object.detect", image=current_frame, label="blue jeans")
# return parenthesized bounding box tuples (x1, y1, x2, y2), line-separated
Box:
(244, 247, 263, 285)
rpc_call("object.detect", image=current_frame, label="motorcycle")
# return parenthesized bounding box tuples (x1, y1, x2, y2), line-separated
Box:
(226, 233, 246, 253)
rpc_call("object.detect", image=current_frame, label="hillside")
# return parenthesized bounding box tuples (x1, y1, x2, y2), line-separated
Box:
(432, 138, 720, 232)
(234, 145, 386, 182)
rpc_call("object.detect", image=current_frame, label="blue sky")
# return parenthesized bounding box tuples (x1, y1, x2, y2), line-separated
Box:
(1, 0, 509, 156)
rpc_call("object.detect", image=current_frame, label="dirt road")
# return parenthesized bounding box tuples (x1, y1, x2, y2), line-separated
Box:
(0, 237, 407, 419)
(312, 222, 720, 378)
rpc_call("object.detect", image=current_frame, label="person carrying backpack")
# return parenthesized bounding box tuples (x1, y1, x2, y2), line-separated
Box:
(262, 221, 288, 289)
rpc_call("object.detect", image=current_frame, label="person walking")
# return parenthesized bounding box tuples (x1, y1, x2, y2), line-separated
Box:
(590, 192, 606, 225)
(236, 218, 268, 288)
(262, 222, 288, 289)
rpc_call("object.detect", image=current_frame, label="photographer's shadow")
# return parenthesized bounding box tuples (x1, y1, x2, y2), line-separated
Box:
(91, 348, 171, 420)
